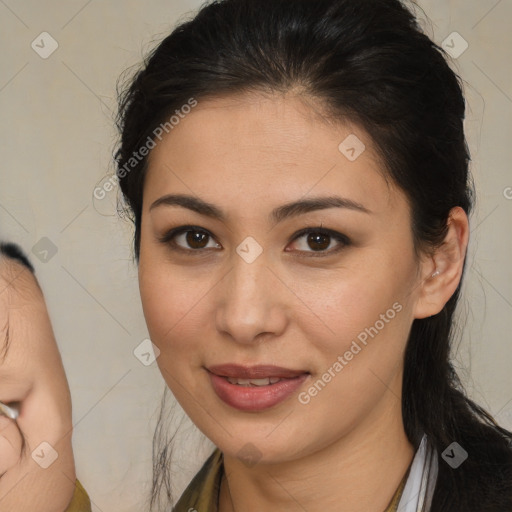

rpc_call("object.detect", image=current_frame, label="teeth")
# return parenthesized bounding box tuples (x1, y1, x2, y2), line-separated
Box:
(227, 377, 282, 386)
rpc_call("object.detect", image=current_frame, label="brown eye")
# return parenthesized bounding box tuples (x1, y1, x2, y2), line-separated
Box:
(158, 226, 221, 252)
(288, 228, 350, 256)
(305, 232, 331, 251)
(184, 230, 210, 249)
(158, 225, 350, 257)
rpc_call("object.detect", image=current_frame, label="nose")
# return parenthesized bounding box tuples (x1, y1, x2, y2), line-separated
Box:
(215, 249, 288, 345)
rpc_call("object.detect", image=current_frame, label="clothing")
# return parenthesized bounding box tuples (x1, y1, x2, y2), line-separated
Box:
(66, 434, 438, 512)
(172, 444, 417, 512)
(397, 434, 438, 512)
(65, 479, 92, 512)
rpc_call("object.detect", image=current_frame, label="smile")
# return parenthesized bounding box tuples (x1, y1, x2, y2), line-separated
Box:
(206, 365, 310, 411)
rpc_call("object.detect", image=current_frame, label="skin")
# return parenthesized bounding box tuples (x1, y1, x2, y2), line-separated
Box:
(0, 256, 76, 511)
(138, 91, 469, 512)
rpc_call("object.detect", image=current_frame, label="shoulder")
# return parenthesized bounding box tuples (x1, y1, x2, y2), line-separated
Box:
(65, 479, 92, 512)
(172, 448, 223, 512)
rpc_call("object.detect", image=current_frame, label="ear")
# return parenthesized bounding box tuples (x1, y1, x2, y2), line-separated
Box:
(413, 206, 469, 319)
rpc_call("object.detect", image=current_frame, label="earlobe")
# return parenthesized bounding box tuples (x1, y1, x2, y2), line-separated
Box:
(413, 206, 469, 319)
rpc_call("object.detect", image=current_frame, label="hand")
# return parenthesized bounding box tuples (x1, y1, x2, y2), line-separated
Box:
(0, 244, 76, 511)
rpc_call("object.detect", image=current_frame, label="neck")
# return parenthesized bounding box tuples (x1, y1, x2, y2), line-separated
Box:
(218, 377, 414, 512)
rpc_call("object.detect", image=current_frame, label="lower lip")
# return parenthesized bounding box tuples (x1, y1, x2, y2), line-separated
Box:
(207, 371, 309, 411)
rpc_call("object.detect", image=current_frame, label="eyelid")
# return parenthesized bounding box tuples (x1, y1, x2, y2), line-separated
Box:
(157, 225, 350, 256)
(157, 225, 219, 254)
(286, 226, 350, 257)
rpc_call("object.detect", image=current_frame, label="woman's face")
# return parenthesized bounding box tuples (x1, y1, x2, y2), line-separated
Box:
(138, 92, 427, 463)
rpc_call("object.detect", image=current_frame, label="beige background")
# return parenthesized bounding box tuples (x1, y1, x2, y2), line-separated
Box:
(0, 1, 511, 510)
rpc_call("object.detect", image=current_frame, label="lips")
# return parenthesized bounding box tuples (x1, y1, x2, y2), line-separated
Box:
(207, 364, 309, 379)
(206, 364, 310, 411)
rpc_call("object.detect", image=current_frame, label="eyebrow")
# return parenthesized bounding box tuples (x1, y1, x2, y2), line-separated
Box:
(149, 193, 372, 224)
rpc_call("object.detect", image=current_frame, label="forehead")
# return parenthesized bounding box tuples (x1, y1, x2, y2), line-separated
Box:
(144, 92, 404, 217)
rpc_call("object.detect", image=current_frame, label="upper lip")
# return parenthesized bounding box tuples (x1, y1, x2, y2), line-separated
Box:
(207, 364, 309, 379)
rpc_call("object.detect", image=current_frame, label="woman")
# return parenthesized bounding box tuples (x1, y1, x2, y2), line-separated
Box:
(113, 0, 512, 511)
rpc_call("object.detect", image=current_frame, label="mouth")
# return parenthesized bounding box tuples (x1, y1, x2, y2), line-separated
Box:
(206, 364, 310, 411)
(224, 376, 287, 386)
(207, 363, 309, 380)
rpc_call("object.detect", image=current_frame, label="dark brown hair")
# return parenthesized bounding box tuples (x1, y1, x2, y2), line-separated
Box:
(115, 0, 512, 509)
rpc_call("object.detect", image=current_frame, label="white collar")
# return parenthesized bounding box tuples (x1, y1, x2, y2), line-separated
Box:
(397, 433, 438, 512)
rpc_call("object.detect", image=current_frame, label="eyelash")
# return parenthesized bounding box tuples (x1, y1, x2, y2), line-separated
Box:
(157, 224, 351, 258)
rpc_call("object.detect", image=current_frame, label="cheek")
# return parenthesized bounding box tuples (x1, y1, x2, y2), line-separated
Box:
(298, 254, 415, 377)
(295, 276, 412, 430)
(0, 416, 22, 474)
(298, 263, 408, 335)
(138, 262, 213, 361)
